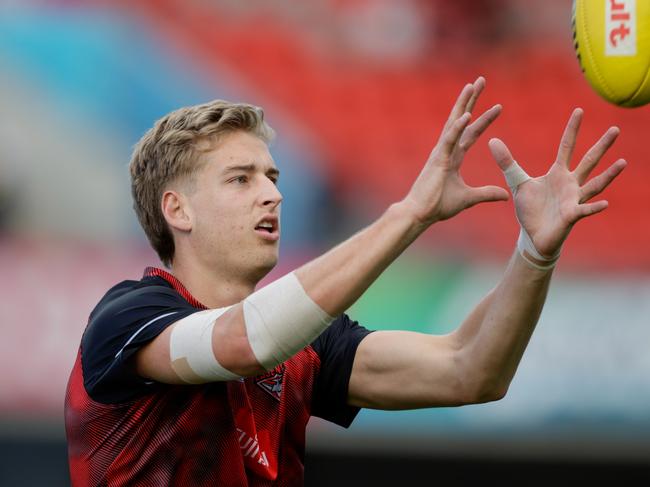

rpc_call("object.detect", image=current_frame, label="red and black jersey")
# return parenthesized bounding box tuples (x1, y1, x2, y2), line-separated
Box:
(65, 267, 372, 486)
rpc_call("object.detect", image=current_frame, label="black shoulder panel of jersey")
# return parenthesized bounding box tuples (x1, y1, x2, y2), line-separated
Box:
(310, 314, 373, 428)
(80, 276, 199, 404)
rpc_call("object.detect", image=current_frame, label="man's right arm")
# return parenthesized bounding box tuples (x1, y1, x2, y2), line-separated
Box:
(136, 77, 507, 384)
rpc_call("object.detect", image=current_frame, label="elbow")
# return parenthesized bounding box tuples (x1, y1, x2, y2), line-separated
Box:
(218, 336, 267, 377)
(456, 378, 508, 405)
(472, 381, 509, 404)
(453, 382, 508, 406)
(449, 338, 511, 405)
(452, 372, 510, 406)
(212, 332, 267, 377)
(455, 355, 510, 404)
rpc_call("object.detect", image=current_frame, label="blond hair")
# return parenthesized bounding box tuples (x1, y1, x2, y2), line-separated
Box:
(129, 100, 275, 267)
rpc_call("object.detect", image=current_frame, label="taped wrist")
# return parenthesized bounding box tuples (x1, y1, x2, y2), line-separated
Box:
(517, 229, 560, 271)
(243, 272, 334, 370)
(502, 161, 560, 271)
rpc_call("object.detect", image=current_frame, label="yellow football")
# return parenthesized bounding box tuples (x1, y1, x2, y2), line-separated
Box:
(573, 0, 650, 107)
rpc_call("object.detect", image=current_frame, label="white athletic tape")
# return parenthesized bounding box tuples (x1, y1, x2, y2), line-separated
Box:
(170, 308, 242, 383)
(502, 161, 561, 270)
(516, 229, 560, 271)
(168, 272, 334, 381)
(503, 161, 531, 194)
(244, 272, 334, 370)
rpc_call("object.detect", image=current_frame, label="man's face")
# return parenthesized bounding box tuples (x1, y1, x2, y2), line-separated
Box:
(182, 130, 282, 282)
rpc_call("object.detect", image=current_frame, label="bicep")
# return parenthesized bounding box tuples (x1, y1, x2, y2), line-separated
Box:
(135, 304, 264, 384)
(347, 330, 474, 410)
(134, 324, 181, 384)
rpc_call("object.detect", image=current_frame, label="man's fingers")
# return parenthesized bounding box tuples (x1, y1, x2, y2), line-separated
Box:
(442, 84, 475, 134)
(458, 104, 502, 152)
(555, 108, 583, 167)
(440, 112, 472, 156)
(465, 76, 485, 114)
(574, 200, 609, 221)
(465, 185, 510, 208)
(440, 77, 487, 148)
(574, 127, 620, 184)
(579, 159, 627, 203)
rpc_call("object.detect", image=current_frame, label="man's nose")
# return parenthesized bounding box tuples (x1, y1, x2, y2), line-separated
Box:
(261, 178, 283, 208)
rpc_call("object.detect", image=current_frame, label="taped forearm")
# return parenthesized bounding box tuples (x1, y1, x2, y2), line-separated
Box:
(244, 272, 334, 370)
(169, 272, 334, 382)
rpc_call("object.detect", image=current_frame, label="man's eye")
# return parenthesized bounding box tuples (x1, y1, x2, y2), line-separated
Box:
(233, 175, 248, 184)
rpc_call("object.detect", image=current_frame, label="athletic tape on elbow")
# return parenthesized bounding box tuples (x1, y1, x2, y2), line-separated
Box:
(243, 272, 334, 370)
(169, 308, 242, 383)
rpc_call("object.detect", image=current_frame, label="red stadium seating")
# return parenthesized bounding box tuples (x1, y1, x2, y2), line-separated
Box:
(119, 0, 649, 271)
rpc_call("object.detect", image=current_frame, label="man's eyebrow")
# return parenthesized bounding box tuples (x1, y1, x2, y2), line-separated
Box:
(222, 164, 280, 178)
(222, 163, 256, 174)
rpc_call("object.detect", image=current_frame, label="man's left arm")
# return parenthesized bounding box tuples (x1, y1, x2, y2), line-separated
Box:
(348, 108, 627, 410)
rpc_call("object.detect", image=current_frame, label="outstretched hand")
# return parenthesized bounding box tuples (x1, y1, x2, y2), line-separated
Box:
(403, 77, 509, 226)
(490, 108, 627, 259)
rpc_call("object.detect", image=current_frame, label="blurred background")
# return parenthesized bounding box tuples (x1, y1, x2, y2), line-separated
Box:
(1, 0, 649, 485)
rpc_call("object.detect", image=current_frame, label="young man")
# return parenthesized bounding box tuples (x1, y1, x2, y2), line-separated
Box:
(65, 77, 626, 486)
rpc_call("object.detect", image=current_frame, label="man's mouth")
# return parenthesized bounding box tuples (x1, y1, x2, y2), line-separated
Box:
(254, 216, 280, 241)
(255, 222, 275, 233)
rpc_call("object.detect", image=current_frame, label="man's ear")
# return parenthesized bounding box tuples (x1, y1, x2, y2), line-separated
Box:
(162, 190, 193, 232)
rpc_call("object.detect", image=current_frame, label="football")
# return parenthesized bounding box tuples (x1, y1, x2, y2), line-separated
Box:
(573, 0, 650, 107)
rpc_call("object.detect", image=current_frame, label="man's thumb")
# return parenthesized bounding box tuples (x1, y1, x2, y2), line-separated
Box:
(488, 138, 515, 171)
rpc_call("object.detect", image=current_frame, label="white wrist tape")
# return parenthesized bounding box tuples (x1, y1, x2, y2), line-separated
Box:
(244, 272, 334, 370)
(517, 229, 560, 271)
(170, 308, 242, 383)
(502, 162, 560, 270)
(503, 161, 531, 195)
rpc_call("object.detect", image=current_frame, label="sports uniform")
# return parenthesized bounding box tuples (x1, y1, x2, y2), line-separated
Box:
(65, 267, 371, 486)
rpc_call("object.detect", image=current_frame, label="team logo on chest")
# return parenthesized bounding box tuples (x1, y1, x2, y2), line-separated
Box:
(254, 365, 285, 401)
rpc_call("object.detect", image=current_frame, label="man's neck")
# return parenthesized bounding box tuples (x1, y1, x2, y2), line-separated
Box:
(170, 258, 257, 309)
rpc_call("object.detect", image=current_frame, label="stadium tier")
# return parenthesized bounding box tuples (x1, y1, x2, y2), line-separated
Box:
(122, 0, 650, 269)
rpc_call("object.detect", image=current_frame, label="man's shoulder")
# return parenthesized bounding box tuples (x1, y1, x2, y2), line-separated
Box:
(90, 278, 148, 315)
(79, 273, 199, 403)
(82, 274, 193, 352)
(88, 275, 180, 324)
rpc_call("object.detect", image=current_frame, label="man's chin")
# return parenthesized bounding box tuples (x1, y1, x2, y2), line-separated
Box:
(262, 254, 279, 273)
(248, 253, 279, 282)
